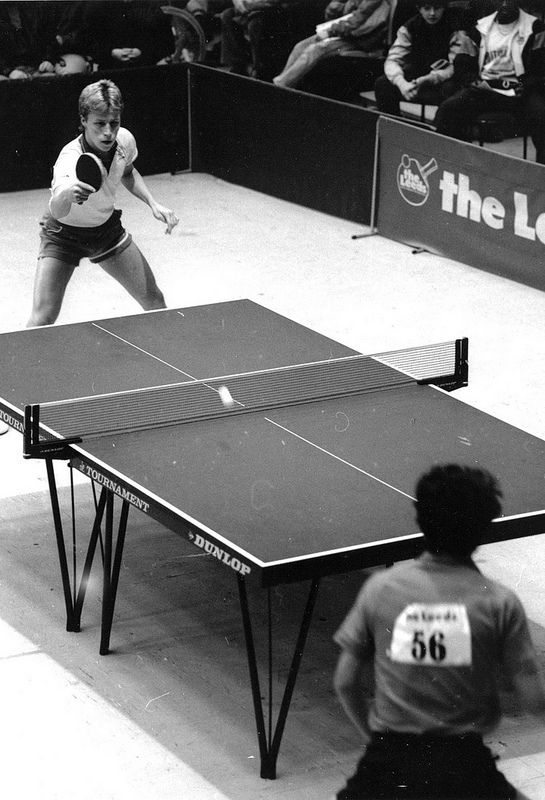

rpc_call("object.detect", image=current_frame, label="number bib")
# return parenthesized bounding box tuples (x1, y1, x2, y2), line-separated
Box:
(389, 604, 472, 666)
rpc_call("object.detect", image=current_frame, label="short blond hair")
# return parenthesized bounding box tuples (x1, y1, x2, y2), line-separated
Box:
(78, 79, 123, 120)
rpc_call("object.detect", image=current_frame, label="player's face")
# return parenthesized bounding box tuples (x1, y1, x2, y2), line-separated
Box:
(418, 3, 445, 24)
(81, 110, 121, 154)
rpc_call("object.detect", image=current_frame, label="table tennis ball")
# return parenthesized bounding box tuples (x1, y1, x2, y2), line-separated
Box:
(218, 385, 235, 408)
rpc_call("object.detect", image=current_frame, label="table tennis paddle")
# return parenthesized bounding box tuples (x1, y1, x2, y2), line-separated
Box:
(76, 152, 103, 192)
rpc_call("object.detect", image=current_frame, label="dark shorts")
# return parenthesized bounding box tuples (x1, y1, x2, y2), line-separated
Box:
(336, 732, 517, 799)
(38, 209, 132, 265)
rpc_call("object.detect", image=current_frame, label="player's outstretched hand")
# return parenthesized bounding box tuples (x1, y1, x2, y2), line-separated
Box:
(71, 180, 96, 205)
(152, 203, 179, 235)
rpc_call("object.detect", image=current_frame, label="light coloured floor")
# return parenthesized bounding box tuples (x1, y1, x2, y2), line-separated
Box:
(1, 173, 545, 799)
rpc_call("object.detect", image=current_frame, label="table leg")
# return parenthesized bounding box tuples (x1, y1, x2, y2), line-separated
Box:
(45, 460, 106, 632)
(237, 574, 320, 779)
(99, 492, 130, 655)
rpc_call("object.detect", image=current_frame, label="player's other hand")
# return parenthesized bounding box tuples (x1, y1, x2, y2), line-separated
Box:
(152, 204, 179, 234)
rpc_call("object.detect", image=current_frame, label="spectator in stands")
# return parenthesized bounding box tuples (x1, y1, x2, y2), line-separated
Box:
(334, 463, 545, 800)
(40, 1, 98, 75)
(86, 1, 174, 70)
(272, 0, 393, 89)
(434, 0, 545, 162)
(186, 0, 232, 43)
(0, 2, 56, 79)
(0, 2, 95, 79)
(374, 0, 466, 116)
(220, 0, 299, 79)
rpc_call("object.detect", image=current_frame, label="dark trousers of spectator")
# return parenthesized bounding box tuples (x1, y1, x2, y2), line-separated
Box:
(220, 7, 295, 81)
(336, 732, 518, 799)
(186, 0, 231, 42)
(434, 85, 545, 163)
(374, 74, 456, 116)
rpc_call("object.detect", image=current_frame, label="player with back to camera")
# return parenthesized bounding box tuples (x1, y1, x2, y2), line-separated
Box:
(27, 78, 179, 328)
(333, 463, 545, 799)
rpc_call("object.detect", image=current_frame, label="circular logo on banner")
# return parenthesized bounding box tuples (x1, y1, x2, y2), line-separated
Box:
(397, 154, 438, 206)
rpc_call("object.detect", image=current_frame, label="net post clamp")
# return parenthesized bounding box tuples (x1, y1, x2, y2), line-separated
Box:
(415, 337, 468, 392)
(23, 404, 82, 460)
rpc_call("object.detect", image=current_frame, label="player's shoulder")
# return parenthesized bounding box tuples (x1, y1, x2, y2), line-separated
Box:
(359, 561, 411, 598)
(117, 127, 136, 150)
(117, 127, 135, 144)
(478, 571, 523, 608)
(54, 136, 83, 176)
(115, 127, 137, 162)
(362, 556, 458, 595)
(57, 135, 84, 159)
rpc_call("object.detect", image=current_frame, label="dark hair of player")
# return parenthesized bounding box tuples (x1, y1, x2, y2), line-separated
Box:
(415, 464, 503, 557)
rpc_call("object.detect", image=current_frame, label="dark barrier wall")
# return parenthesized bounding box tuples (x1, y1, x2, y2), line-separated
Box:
(0, 64, 190, 193)
(189, 64, 378, 224)
(377, 116, 545, 293)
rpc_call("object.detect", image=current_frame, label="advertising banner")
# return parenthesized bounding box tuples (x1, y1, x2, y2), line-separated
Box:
(377, 116, 545, 292)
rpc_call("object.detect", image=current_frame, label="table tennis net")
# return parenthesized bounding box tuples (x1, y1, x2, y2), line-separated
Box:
(36, 339, 466, 440)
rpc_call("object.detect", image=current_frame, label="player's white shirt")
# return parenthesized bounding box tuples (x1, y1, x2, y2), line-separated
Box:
(50, 128, 138, 227)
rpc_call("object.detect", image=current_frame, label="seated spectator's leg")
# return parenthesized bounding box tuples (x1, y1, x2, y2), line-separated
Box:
(0, 20, 17, 77)
(434, 87, 490, 141)
(273, 35, 352, 89)
(247, 7, 295, 82)
(187, 0, 209, 13)
(187, 0, 230, 41)
(522, 88, 545, 164)
(438, 79, 459, 102)
(246, 11, 265, 78)
(187, 0, 232, 13)
(412, 84, 453, 112)
(220, 7, 249, 74)
(275, 34, 316, 78)
(374, 74, 403, 115)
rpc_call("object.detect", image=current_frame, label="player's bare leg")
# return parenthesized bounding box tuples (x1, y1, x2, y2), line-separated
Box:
(99, 241, 166, 310)
(27, 258, 76, 327)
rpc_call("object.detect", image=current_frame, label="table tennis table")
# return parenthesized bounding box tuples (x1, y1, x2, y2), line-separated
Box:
(2, 299, 545, 779)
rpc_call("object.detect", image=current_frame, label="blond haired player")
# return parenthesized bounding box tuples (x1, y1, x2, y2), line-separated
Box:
(28, 78, 178, 327)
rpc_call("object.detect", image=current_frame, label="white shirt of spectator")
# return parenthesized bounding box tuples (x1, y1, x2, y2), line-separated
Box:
(481, 21, 519, 81)
(388, 603, 472, 666)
